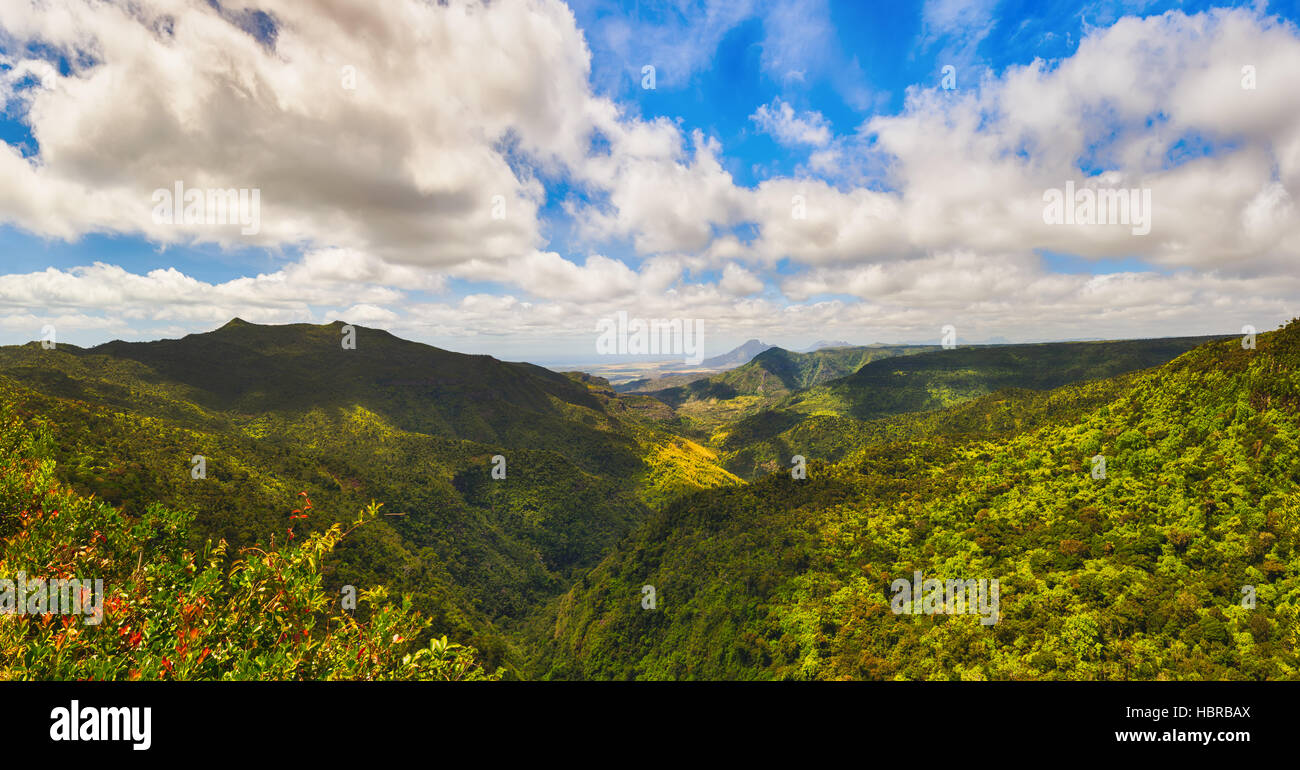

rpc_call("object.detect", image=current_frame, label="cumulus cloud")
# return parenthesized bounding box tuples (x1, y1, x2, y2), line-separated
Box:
(0, 0, 602, 265)
(0, 3, 1298, 356)
(750, 99, 833, 147)
(449, 251, 658, 302)
(719, 8, 1300, 274)
(0, 252, 423, 328)
(780, 250, 1300, 343)
(575, 128, 751, 254)
(719, 263, 764, 296)
(570, 8, 1300, 278)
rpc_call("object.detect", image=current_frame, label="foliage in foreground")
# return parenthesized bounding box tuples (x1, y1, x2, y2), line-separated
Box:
(0, 409, 500, 681)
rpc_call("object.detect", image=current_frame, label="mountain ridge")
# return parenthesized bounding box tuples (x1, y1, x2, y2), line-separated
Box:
(0, 318, 744, 673)
(537, 321, 1300, 680)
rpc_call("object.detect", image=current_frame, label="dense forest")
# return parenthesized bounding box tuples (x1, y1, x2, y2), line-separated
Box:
(539, 324, 1300, 679)
(0, 320, 738, 675)
(1, 318, 1295, 679)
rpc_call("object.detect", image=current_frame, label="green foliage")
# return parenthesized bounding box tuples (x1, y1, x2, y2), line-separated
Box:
(0, 320, 737, 674)
(0, 409, 500, 681)
(6, 318, 1296, 682)
(538, 325, 1300, 680)
(721, 374, 1140, 478)
(635, 344, 937, 432)
(784, 336, 1226, 420)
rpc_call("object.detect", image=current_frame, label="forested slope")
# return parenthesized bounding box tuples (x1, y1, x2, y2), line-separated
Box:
(715, 336, 1226, 478)
(0, 404, 500, 681)
(633, 344, 938, 433)
(0, 320, 739, 673)
(538, 324, 1300, 680)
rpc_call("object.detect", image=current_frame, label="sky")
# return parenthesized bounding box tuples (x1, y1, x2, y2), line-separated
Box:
(0, 0, 1298, 363)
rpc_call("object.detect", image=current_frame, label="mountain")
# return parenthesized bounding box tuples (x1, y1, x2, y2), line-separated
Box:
(781, 336, 1229, 421)
(699, 339, 775, 369)
(715, 335, 1228, 478)
(537, 322, 1300, 680)
(612, 336, 1215, 451)
(0, 319, 739, 673)
(6, 317, 1294, 682)
(801, 340, 853, 352)
(711, 344, 936, 396)
(637, 344, 938, 433)
(610, 338, 781, 396)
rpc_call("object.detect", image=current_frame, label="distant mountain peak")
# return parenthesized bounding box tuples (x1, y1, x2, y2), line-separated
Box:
(802, 339, 853, 352)
(700, 339, 774, 369)
(220, 317, 252, 329)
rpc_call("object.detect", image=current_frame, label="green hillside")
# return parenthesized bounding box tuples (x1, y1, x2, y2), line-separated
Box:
(0, 320, 739, 674)
(783, 336, 1228, 420)
(719, 374, 1142, 479)
(714, 336, 1227, 478)
(0, 403, 499, 681)
(645, 344, 935, 404)
(637, 344, 938, 433)
(5, 318, 1295, 682)
(536, 323, 1300, 680)
(20, 318, 633, 469)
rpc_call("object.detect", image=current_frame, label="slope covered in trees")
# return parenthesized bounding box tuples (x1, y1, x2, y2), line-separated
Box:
(5, 319, 1294, 681)
(631, 344, 938, 433)
(0, 405, 499, 680)
(0, 321, 739, 674)
(782, 336, 1226, 420)
(536, 323, 1300, 680)
(714, 336, 1226, 478)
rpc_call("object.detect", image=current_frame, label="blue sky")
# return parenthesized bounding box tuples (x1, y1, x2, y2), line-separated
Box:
(1, 0, 1299, 361)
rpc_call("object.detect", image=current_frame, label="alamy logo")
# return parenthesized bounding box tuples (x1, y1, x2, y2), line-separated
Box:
(1042, 180, 1151, 235)
(50, 701, 152, 751)
(890, 570, 1000, 625)
(595, 311, 705, 365)
(1, 572, 103, 625)
(151, 181, 261, 235)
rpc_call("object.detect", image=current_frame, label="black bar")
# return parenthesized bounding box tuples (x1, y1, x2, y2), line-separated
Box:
(5, 680, 1289, 757)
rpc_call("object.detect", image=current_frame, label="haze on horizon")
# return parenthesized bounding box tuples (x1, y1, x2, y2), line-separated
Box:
(0, 315, 1247, 373)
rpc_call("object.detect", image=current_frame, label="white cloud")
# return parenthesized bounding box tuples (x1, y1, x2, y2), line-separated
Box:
(750, 99, 832, 147)
(719, 262, 764, 296)
(0, 254, 419, 328)
(0, 0, 605, 266)
(780, 250, 1300, 342)
(575, 128, 750, 254)
(338, 303, 399, 325)
(730, 8, 1300, 272)
(920, 0, 999, 70)
(1, 3, 1299, 356)
(450, 250, 650, 302)
(575, 0, 758, 92)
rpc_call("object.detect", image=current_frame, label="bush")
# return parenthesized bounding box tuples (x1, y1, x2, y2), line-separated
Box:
(0, 408, 500, 681)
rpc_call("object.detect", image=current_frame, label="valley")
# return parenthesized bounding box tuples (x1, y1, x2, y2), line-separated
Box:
(1, 319, 1295, 679)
